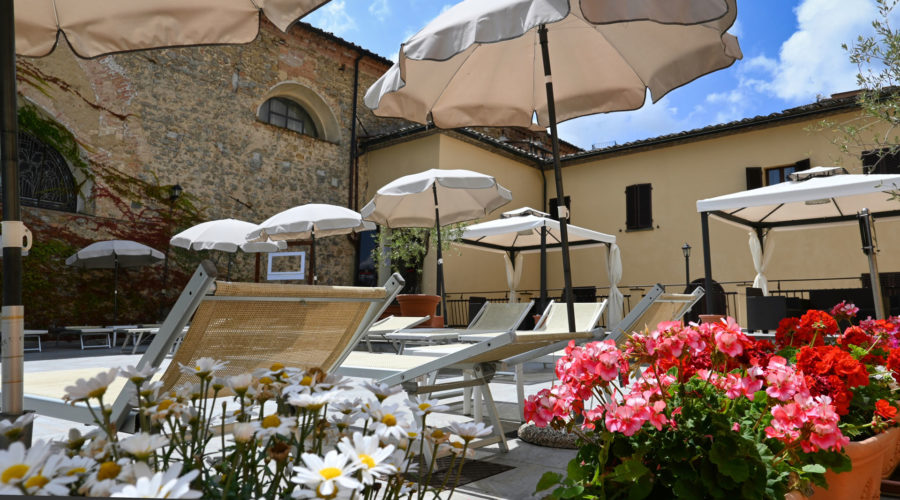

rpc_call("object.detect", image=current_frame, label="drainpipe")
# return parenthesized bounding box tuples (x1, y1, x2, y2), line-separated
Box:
(348, 53, 363, 283)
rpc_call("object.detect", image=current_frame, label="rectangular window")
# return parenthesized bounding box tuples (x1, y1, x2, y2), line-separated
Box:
(862, 148, 900, 174)
(764, 159, 809, 186)
(625, 183, 652, 230)
(548, 196, 571, 222)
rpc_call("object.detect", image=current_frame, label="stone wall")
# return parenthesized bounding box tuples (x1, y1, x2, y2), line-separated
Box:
(11, 20, 406, 326)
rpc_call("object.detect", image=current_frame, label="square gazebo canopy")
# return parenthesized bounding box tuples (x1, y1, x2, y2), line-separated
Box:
(695, 166, 900, 316)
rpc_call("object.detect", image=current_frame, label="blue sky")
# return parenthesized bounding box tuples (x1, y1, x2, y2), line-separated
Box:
(306, 0, 881, 149)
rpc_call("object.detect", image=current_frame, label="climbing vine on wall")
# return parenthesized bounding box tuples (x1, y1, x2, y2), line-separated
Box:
(5, 71, 206, 328)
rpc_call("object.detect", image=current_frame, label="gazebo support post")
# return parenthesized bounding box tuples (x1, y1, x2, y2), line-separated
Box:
(859, 209, 886, 319)
(539, 226, 547, 313)
(701, 212, 716, 314)
(432, 183, 447, 323)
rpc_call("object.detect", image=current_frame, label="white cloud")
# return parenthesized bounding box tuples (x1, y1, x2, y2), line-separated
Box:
(369, 0, 391, 22)
(762, 0, 877, 101)
(306, 0, 357, 36)
(727, 19, 742, 38)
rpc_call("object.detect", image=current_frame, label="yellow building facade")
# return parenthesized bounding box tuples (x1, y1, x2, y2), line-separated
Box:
(360, 95, 900, 325)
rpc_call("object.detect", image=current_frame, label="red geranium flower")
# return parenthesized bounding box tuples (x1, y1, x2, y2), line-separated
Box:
(797, 310, 837, 345)
(875, 399, 897, 421)
(775, 317, 802, 348)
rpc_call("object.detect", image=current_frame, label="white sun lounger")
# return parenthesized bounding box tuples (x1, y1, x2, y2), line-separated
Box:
(362, 315, 430, 352)
(13, 262, 404, 433)
(384, 301, 534, 353)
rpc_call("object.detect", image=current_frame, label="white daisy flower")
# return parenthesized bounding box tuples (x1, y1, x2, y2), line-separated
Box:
(291, 450, 361, 498)
(313, 374, 352, 393)
(81, 458, 130, 495)
(0, 441, 50, 488)
(361, 380, 402, 402)
(21, 451, 78, 496)
(64, 368, 118, 402)
(178, 357, 227, 379)
(328, 413, 356, 433)
(118, 433, 169, 460)
(288, 392, 333, 412)
(329, 398, 364, 416)
(337, 432, 396, 485)
(405, 396, 449, 417)
(226, 373, 253, 396)
(111, 463, 201, 498)
(251, 413, 294, 440)
(57, 455, 96, 478)
(119, 365, 157, 385)
(369, 403, 411, 440)
(232, 423, 256, 444)
(0, 412, 34, 442)
(447, 421, 492, 443)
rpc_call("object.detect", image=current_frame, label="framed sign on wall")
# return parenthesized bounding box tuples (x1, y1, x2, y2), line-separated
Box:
(266, 251, 306, 281)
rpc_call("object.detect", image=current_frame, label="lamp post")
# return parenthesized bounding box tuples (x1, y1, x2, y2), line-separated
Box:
(682, 243, 691, 288)
(160, 184, 183, 304)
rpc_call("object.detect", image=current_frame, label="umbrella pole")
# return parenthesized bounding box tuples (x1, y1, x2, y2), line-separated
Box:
(226, 253, 232, 281)
(0, 0, 27, 418)
(311, 231, 317, 285)
(859, 209, 886, 319)
(114, 255, 119, 326)
(539, 25, 575, 333)
(540, 226, 548, 313)
(432, 183, 446, 324)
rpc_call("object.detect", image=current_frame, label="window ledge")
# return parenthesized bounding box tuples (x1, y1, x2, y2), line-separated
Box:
(624, 227, 654, 233)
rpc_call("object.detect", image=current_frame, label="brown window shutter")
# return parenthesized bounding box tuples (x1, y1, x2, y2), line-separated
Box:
(746, 167, 763, 190)
(626, 184, 652, 230)
(794, 159, 810, 171)
(862, 148, 900, 174)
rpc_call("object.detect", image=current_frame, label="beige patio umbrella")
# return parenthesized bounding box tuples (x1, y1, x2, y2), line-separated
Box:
(365, 0, 741, 331)
(1, 0, 330, 417)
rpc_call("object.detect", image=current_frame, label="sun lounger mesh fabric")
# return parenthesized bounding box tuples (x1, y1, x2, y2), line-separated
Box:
(541, 302, 604, 333)
(627, 294, 697, 334)
(469, 302, 531, 330)
(160, 281, 387, 391)
(460, 331, 594, 365)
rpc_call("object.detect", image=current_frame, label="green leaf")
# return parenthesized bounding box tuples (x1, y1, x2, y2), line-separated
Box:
(535, 471, 563, 494)
(567, 458, 586, 481)
(802, 464, 827, 474)
(710, 439, 750, 482)
(609, 459, 650, 482)
(558, 485, 586, 498)
(628, 475, 654, 500)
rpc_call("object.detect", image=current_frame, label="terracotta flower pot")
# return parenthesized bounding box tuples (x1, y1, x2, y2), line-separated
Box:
(807, 431, 893, 500)
(882, 427, 900, 478)
(396, 294, 443, 327)
(698, 314, 725, 324)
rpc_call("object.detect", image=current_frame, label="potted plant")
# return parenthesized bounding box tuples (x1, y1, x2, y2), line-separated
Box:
(528, 318, 857, 499)
(772, 305, 900, 498)
(372, 225, 466, 325)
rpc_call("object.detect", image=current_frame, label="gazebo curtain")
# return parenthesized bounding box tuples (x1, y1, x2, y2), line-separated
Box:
(748, 231, 774, 295)
(503, 252, 524, 303)
(606, 243, 624, 325)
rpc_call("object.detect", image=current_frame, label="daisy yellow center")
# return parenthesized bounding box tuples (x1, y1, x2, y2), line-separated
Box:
(418, 403, 431, 411)
(359, 454, 375, 469)
(24, 474, 49, 489)
(319, 467, 342, 480)
(1, 464, 29, 483)
(157, 399, 173, 411)
(431, 429, 445, 439)
(66, 467, 86, 476)
(87, 387, 107, 399)
(259, 376, 274, 385)
(262, 415, 282, 429)
(270, 363, 285, 371)
(451, 442, 464, 449)
(97, 461, 121, 481)
(300, 376, 313, 386)
(381, 414, 397, 426)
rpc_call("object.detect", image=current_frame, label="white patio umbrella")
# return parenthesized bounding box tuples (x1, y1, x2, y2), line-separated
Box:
(2, 0, 331, 416)
(246, 204, 374, 284)
(362, 169, 513, 317)
(697, 166, 900, 318)
(365, 0, 741, 331)
(460, 208, 620, 322)
(170, 218, 286, 279)
(65, 240, 164, 326)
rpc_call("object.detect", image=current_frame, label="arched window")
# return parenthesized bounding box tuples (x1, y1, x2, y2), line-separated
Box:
(17, 132, 78, 212)
(258, 97, 319, 138)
